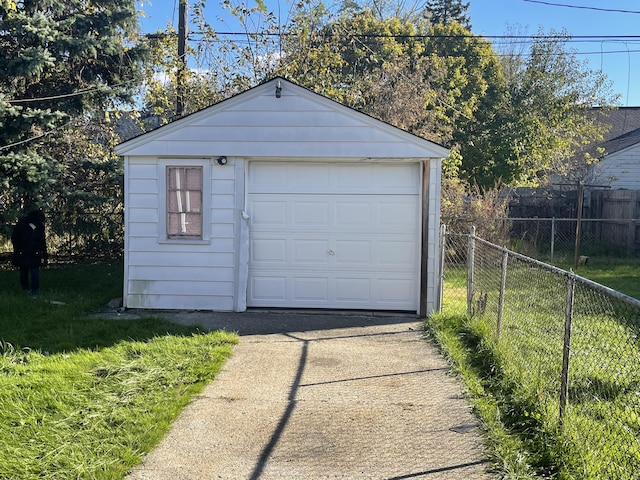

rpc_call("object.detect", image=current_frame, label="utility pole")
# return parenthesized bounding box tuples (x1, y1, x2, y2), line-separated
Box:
(177, 0, 188, 117)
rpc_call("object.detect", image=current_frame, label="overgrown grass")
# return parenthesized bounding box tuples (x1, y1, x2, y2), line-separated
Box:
(0, 261, 238, 479)
(426, 312, 544, 479)
(428, 265, 640, 479)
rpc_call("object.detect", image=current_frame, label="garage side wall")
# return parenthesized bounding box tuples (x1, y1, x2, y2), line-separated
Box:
(421, 158, 442, 316)
(123, 156, 238, 310)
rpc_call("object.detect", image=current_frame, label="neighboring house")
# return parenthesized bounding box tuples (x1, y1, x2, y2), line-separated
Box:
(114, 77, 449, 315)
(590, 107, 640, 189)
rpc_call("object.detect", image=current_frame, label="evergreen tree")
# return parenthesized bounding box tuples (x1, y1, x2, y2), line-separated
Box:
(0, 0, 147, 231)
(424, 0, 471, 29)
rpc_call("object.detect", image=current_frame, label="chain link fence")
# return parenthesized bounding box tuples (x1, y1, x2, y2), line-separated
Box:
(509, 217, 640, 263)
(1, 210, 123, 264)
(440, 227, 640, 479)
(443, 217, 640, 265)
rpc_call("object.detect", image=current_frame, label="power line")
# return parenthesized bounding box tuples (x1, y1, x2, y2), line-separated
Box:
(147, 31, 640, 41)
(523, 0, 640, 14)
(0, 121, 71, 152)
(6, 81, 134, 104)
(166, 31, 640, 58)
(173, 31, 640, 41)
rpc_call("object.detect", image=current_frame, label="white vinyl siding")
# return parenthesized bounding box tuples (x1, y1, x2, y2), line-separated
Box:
(116, 81, 449, 160)
(123, 157, 237, 310)
(593, 143, 640, 189)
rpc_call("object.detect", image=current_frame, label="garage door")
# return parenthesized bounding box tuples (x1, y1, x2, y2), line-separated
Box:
(246, 162, 421, 311)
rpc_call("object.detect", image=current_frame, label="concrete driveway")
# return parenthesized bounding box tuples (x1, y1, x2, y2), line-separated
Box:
(125, 310, 493, 479)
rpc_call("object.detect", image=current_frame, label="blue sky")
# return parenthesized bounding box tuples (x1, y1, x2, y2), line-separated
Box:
(138, 0, 639, 106)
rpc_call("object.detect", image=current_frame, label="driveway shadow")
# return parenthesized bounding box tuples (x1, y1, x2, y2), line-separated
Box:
(141, 308, 421, 336)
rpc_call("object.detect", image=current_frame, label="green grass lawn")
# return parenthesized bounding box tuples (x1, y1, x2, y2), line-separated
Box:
(0, 261, 238, 479)
(551, 257, 640, 300)
(576, 261, 640, 299)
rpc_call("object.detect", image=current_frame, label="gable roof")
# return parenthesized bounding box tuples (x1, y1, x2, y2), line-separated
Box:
(590, 107, 640, 157)
(115, 77, 449, 159)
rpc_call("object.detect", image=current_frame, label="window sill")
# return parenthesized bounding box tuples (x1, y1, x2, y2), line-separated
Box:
(158, 238, 211, 245)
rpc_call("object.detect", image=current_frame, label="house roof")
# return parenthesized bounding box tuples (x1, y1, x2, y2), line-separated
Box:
(590, 107, 640, 157)
(115, 77, 450, 159)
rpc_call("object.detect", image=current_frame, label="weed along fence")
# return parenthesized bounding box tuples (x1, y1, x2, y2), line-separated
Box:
(439, 226, 640, 479)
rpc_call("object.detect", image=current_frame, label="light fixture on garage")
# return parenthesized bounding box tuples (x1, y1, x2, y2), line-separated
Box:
(216, 156, 228, 165)
(275, 80, 282, 98)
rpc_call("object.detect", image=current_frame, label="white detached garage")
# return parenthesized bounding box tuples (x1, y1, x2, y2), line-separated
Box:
(115, 78, 449, 315)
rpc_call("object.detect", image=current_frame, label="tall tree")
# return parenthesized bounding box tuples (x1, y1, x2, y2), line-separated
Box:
(481, 30, 618, 187)
(424, 0, 471, 29)
(0, 0, 147, 231)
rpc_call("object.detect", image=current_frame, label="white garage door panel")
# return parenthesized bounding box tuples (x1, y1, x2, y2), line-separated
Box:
(335, 278, 370, 302)
(294, 239, 332, 263)
(334, 240, 371, 264)
(249, 162, 419, 194)
(378, 278, 416, 302)
(251, 276, 288, 301)
(378, 202, 419, 227)
(251, 234, 414, 271)
(249, 194, 418, 233)
(247, 162, 420, 311)
(293, 202, 330, 224)
(249, 272, 416, 308)
(251, 238, 288, 263)
(294, 277, 330, 301)
(251, 201, 287, 225)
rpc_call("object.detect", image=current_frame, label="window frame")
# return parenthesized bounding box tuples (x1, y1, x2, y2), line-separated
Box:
(158, 159, 211, 244)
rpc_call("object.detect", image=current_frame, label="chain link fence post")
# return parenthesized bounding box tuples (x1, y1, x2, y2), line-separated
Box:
(550, 217, 556, 263)
(559, 273, 576, 424)
(496, 247, 509, 345)
(467, 226, 476, 316)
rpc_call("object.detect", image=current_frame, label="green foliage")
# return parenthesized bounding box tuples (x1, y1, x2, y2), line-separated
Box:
(441, 153, 511, 243)
(47, 112, 126, 257)
(484, 30, 618, 187)
(275, 0, 352, 103)
(141, 0, 281, 123)
(141, 25, 230, 123)
(276, 6, 469, 144)
(424, 22, 507, 151)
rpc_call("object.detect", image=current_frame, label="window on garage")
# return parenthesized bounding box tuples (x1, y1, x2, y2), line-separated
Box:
(166, 166, 203, 239)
